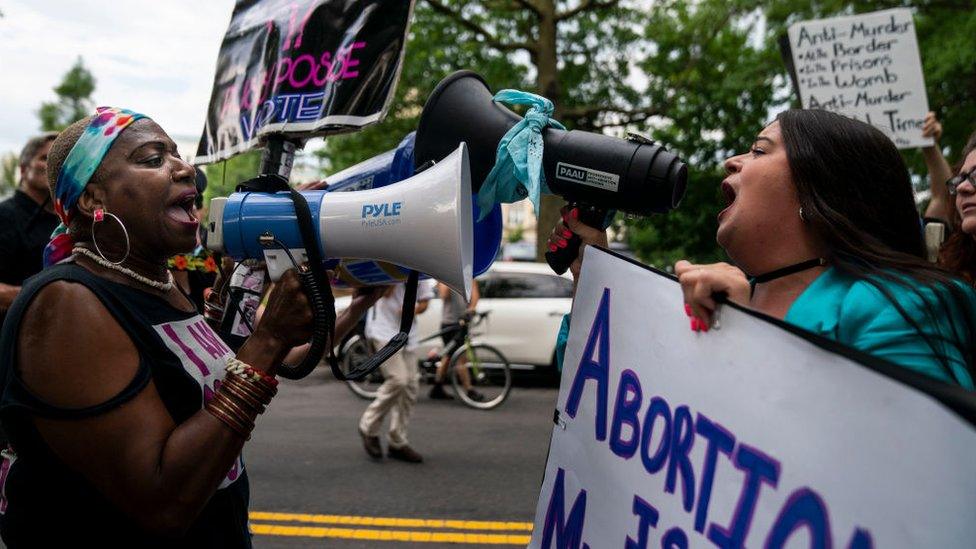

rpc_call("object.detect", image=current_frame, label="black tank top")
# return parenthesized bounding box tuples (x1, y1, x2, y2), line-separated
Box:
(0, 263, 250, 547)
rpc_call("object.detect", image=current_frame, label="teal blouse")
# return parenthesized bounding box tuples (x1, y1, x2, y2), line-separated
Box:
(555, 268, 975, 388)
(785, 267, 974, 389)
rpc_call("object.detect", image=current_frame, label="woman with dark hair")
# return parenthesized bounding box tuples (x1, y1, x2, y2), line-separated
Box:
(552, 109, 976, 388)
(0, 108, 376, 546)
(938, 131, 976, 283)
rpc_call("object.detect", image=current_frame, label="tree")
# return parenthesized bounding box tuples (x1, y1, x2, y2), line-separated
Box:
(38, 57, 96, 132)
(630, 0, 976, 266)
(322, 0, 976, 267)
(203, 151, 262, 205)
(322, 0, 649, 260)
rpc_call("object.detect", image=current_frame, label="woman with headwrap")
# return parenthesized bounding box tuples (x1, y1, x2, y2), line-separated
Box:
(0, 108, 370, 546)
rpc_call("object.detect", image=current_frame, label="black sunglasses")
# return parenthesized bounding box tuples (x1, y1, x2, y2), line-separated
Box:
(947, 169, 976, 196)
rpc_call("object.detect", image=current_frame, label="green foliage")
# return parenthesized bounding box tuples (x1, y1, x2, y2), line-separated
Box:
(629, 0, 976, 265)
(202, 151, 262, 205)
(910, 4, 976, 168)
(0, 153, 18, 195)
(38, 57, 96, 132)
(316, 4, 529, 174)
(629, 0, 783, 266)
(506, 225, 525, 243)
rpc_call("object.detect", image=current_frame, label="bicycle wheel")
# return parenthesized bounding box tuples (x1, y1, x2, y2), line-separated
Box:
(450, 344, 511, 410)
(341, 335, 384, 399)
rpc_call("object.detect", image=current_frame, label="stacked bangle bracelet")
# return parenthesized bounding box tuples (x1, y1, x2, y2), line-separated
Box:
(205, 358, 278, 440)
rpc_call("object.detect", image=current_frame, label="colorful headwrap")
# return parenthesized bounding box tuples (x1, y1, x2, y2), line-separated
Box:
(43, 106, 149, 267)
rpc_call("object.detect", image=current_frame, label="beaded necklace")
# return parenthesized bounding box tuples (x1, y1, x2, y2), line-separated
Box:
(73, 247, 174, 292)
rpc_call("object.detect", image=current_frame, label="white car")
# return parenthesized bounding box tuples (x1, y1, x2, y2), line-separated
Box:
(337, 261, 573, 373)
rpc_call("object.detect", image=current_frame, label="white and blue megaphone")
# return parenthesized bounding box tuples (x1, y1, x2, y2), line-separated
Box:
(206, 136, 502, 301)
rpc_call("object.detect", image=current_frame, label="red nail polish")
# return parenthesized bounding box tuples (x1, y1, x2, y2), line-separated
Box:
(549, 244, 557, 252)
(557, 240, 568, 249)
(689, 318, 697, 331)
(684, 304, 692, 316)
(562, 229, 572, 238)
(572, 208, 579, 219)
(701, 320, 710, 332)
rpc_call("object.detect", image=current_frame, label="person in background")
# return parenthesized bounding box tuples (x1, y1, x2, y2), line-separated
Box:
(552, 109, 976, 389)
(0, 133, 59, 325)
(921, 111, 955, 225)
(939, 130, 976, 284)
(170, 168, 218, 312)
(359, 279, 435, 463)
(428, 280, 485, 402)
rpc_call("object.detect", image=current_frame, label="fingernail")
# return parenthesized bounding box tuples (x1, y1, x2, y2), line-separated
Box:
(572, 208, 579, 219)
(701, 320, 710, 332)
(562, 229, 572, 238)
(549, 244, 557, 252)
(684, 304, 692, 317)
(557, 240, 568, 249)
(689, 318, 697, 331)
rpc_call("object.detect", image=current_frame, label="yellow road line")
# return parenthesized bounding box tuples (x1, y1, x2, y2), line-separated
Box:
(250, 523, 532, 544)
(249, 511, 533, 532)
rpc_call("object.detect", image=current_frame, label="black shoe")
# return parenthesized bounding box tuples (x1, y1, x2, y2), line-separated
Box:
(429, 383, 453, 400)
(466, 389, 486, 403)
(388, 445, 424, 463)
(360, 430, 382, 459)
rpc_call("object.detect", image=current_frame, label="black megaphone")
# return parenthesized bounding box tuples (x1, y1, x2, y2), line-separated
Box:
(413, 70, 688, 273)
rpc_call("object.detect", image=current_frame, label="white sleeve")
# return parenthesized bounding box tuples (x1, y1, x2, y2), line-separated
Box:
(417, 279, 436, 302)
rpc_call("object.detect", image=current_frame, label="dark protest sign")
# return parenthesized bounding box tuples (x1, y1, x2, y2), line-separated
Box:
(195, 0, 415, 164)
(782, 8, 931, 149)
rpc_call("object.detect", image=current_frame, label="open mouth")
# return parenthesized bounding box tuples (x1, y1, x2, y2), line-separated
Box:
(718, 181, 736, 221)
(721, 181, 736, 207)
(166, 192, 198, 227)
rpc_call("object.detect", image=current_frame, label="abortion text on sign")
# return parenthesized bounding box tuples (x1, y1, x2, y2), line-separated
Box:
(530, 248, 976, 548)
(785, 8, 930, 149)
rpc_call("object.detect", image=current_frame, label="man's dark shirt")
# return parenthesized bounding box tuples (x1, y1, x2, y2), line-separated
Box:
(0, 190, 58, 288)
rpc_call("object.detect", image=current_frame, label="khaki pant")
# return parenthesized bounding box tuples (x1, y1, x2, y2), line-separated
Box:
(358, 342, 420, 449)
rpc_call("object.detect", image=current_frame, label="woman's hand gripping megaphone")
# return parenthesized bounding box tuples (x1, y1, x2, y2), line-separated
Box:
(548, 205, 608, 287)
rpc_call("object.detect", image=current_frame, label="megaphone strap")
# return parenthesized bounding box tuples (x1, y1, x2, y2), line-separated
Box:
(476, 89, 566, 221)
(276, 189, 339, 380)
(334, 270, 420, 381)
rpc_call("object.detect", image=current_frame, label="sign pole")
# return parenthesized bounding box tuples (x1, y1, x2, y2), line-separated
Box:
(259, 136, 299, 182)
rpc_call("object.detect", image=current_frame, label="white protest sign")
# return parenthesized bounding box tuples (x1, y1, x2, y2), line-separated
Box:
(530, 248, 976, 548)
(787, 8, 931, 149)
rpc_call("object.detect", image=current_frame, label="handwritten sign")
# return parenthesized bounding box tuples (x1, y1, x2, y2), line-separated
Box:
(195, 0, 415, 164)
(785, 9, 930, 149)
(530, 247, 976, 548)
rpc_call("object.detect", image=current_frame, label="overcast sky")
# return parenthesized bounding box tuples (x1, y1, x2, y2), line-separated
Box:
(0, 0, 237, 155)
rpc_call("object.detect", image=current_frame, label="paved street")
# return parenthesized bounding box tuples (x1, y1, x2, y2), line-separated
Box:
(245, 372, 558, 548)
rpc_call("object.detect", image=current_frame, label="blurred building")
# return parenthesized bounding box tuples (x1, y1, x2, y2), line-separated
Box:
(501, 199, 537, 243)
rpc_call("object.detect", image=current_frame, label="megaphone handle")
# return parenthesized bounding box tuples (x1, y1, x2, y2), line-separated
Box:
(546, 204, 607, 275)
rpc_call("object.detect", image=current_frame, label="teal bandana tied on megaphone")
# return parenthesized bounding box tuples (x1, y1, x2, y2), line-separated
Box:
(476, 89, 566, 221)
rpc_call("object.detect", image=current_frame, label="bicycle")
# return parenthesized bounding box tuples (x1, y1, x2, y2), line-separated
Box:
(340, 311, 512, 410)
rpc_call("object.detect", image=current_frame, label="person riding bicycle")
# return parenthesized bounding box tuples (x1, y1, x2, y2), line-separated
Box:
(429, 280, 486, 402)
